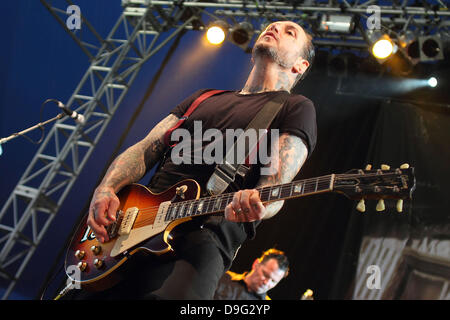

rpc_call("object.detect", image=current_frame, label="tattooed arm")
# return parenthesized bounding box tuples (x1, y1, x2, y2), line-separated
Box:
(88, 114, 179, 242)
(98, 114, 178, 192)
(225, 133, 308, 222)
(256, 133, 308, 219)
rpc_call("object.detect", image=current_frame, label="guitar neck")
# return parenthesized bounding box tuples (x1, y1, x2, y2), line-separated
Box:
(164, 175, 335, 221)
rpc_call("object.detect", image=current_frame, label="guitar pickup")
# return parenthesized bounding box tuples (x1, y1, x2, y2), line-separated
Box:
(118, 207, 139, 235)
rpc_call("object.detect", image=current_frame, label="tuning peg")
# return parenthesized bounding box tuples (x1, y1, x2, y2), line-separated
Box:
(400, 163, 409, 169)
(365, 164, 372, 170)
(376, 199, 385, 212)
(396, 200, 403, 213)
(356, 199, 366, 212)
(381, 164, 390, 170)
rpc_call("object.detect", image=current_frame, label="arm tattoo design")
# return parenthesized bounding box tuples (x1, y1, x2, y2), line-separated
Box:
(99, 114, 179, 192)
(256, 133, 308, 219)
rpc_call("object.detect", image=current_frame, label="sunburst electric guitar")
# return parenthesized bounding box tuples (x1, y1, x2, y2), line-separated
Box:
(65, 164, 415, 291)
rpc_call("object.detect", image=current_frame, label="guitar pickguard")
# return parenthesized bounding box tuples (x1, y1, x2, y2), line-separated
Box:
(110, 201, 171, 257)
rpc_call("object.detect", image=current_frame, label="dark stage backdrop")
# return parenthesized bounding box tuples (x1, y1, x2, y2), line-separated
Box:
(230, 54, 450, 300)
(342, 99, 450, 300)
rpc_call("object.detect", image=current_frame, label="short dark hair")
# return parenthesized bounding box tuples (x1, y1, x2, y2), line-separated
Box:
(258, 248, 290, 276)
(293, 31, 315, 86)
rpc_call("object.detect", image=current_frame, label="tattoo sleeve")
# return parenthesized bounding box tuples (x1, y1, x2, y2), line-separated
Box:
(98, 114, 179, 192)
(256, 133, 308, 219)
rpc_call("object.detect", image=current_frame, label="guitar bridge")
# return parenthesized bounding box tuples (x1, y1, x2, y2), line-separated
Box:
(106, 210, 123, 239)
(118, 207, 139, 235)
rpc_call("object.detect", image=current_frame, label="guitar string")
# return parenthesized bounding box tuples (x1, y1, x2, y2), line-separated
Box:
(132, 179, 334, 226)
(133, 174, 338, 214)
(131, 171, 395, 214)
(114, 171, 404, 227)
(131, 173, 400, 224)
(133, 176, 333, 215)
(132, 179, 337, 227)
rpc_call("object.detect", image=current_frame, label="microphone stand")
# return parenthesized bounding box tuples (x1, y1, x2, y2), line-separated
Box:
(0, 112, 66, 150)
(0, 109, 81, 298)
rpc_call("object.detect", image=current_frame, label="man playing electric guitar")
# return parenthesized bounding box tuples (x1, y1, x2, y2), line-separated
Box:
(69, 20, 316, 299)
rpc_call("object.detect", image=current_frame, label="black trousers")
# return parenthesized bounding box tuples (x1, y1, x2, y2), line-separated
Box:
(63, 225, 225, 300)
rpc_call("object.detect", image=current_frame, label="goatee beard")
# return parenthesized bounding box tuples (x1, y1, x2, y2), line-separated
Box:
(253, 43, 291, 69)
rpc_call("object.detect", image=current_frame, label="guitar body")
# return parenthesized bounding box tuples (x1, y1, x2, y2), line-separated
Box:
(65, 179, 201, 291)
(64, 166, 415, 292)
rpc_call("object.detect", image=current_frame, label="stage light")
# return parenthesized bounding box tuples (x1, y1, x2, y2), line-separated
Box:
(428, 77, 437, 88)
(406, 40, 420, 60)
(206, 26, 225, 45)
(398, 32, 420, 65)
(419, 36, 444, 61)
(319, 14, 355, 34)
(399, 33, 444, 64)
(229, 22, 254, 49)
(206, 21, 228, 45)
(372, 37, 395, 59)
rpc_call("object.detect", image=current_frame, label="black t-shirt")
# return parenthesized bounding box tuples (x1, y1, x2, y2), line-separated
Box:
(148, 89, 317, 268)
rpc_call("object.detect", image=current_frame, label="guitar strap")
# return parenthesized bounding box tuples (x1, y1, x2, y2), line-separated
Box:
(163, 89, 290, 195)
(164, 89, 227, 148)
(206, 91, 290, 196)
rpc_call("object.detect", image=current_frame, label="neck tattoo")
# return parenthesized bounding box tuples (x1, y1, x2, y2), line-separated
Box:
(241, 70, 292, 94)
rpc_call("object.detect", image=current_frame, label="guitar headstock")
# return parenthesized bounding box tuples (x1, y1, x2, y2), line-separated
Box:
(333, 163, 416, 213)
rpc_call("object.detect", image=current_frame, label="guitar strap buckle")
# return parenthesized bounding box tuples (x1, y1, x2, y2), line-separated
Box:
(207, 165, 234, 196)
(207, 162, 250, 196)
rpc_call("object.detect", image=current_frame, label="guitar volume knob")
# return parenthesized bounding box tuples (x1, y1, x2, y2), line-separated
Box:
(77, 261, 87, 272)
(74, 250, 85, 260)
(90, 245, 102, 255)
(93, 258, 104, 269)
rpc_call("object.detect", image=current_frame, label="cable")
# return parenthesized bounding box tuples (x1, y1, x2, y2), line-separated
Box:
(53, 279, 77, 300)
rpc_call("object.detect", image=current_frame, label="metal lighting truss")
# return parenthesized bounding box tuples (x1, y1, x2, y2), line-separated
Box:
(149, 0, 450, 51)
(0, 0, 449, 300)
(0, 0, 197, 299)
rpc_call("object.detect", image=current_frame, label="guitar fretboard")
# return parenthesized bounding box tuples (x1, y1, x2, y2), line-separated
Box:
(164, 174, 334, 222)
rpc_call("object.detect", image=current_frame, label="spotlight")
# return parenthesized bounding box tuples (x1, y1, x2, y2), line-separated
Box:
(319, 14, 355, 34)
(418, 36, 444, 62)
(372, 36, 396, 60)
(406, 40, 420, 60)
(368, 32, 398, 63)
(428, 77, 438, 88)
(206, 21, 228, 45)
(229, 22, 254, 49)
(398, 32, 420, 65)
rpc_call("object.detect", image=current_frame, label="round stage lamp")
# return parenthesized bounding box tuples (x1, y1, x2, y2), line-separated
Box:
(372, 39, 395, 59)
(230, 22, 253, 46)
(206, 24, 227, 45)
(428, 77, 437, 88)
(422, 39, 440, 59)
